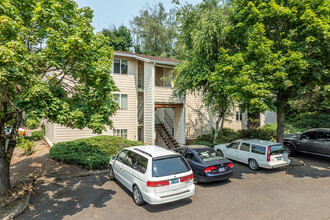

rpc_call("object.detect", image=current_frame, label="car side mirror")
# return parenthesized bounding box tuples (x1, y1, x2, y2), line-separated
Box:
(301, 135, 307, 139)
(111, 156, 116, 160)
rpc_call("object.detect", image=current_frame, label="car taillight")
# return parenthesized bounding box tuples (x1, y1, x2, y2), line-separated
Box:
(284, 145, 289, 155)
(180, 173, 193, 182)
(267, 146, 270, 162)
(147, 180, 169, 187)
(227, 163, 233, 168)
(204, 166, 216, 173)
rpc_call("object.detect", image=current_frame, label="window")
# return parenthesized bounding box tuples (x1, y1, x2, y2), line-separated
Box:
(184, 151, 196, 161)
(197, 149, 223, 162)
(127, 151, 148, 173)
(251, 144, 266, 155)
(117, 150, 129, 163)
(270, 144, 285, 155)
(317, 132, 330, 140)
(152, 156, 191, 177)
(301, 131, 316, 139)
(227, 142, 240, 150)
(114, 94, 128, 109)
(113, 129, 128, 139)
(239, 143, 250, 152)
(113, 59, 128, 74)
(236, 111, 243, 121)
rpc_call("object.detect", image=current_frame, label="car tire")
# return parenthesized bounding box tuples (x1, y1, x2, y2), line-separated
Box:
(284, 143, 295, 156)
(108, 165, 116, 181)
(133, 185, 145, 206)
(193, 173, 199, 184)
(217, 149, 224, 157)
(248, 159, 259, 171)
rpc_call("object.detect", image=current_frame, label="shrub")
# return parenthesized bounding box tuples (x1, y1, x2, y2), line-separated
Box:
(31, 130, 44, 141)
(17, 137, 35, 155)
(237, 129, 272, 141)
(286, 112, 330, 130)
(49, 135, 143, 170)
(259, 123, 277, 140)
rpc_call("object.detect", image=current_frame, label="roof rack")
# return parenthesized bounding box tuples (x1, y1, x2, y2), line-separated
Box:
(134, 148, 152, 158)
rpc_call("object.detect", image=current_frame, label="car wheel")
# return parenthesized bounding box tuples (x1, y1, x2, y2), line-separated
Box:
(193, 173, 199, 184)
(133, 185, 145, 206)
(108, 165, 116, 181)
(248, 159, 259, 171)
(284, 143, 295, 156)
(217, 149, 224, 157)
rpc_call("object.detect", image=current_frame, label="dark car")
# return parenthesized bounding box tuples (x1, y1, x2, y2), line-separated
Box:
(173, 145, 233, 184)
(284, 128, 330, 157)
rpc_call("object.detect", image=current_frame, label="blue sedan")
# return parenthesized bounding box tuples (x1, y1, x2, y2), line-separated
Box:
(174, 145, 234, 184)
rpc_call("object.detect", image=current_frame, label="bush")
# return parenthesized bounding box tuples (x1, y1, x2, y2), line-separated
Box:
(49, 135, 143, 170)
(17, 137, 35, 155)
(286, 112, 330, 130)
(237, 129, 272, 141)
(259, 123, 277, 140)
(31, 130, 44, 141)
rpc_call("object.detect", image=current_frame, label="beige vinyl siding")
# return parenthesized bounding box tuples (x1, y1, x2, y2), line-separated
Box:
(185, 92, 246, 139)
(144, 62, 154, 145)
(174, 108, 185, 145)
(110, 73, 137, 140)
(45, 122, 55, 146)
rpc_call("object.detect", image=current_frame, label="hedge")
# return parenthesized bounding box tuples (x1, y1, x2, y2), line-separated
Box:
(49, 135, 143, 169)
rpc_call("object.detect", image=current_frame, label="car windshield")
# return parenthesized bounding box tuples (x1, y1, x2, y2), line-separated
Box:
(152, 156, 190, 177)
(197, 149, 223, 162)
(270, 144, 285, 155)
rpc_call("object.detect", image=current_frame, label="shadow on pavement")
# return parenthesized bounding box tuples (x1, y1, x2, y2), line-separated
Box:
(114, 179, 192, 213)
(18, 175, 115, 220)
(197, 178, 232, 188)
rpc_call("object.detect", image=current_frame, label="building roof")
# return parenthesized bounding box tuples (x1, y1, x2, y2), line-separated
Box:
(114, 51, 179, 66)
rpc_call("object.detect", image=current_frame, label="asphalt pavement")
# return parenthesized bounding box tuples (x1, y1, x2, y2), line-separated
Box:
(19, 154, 330, 220)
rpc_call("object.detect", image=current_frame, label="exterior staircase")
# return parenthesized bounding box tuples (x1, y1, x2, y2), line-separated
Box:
(155, 123, 179, 149)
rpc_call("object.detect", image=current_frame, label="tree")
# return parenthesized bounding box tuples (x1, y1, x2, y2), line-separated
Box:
(0, 0, 118, 197)
(220, 0, 330, 142)
(174, 0, 240, 143)
(101, 25, 133, 52)
(130, 3, 177, 57)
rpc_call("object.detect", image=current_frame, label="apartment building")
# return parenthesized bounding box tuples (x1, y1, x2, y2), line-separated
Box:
(45, 51, 276, 147)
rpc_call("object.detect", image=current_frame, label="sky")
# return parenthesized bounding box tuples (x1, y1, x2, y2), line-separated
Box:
(75, 0, 203, 32)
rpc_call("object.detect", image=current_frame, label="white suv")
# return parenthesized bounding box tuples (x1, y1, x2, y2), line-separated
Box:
(108, 145, 195, 206)
(214, 139, 291, 170)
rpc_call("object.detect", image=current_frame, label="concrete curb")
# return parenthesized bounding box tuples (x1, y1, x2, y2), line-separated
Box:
(4, 169, 108, 219)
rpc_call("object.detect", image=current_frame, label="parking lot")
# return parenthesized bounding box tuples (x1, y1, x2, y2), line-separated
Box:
(19, 154, 330, 220)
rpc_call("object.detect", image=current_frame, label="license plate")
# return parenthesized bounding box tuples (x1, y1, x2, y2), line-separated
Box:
(277, 157, 283, 161)
(219, 167, 225, 172)
(170, 178, 180, 185)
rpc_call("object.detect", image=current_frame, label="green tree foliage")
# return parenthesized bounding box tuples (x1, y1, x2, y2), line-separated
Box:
(0, 0, 118, 197)
(219, 0, 330, 142)
(101, 25, 133, 52)
(130, 3, 177, 57)
(174, 0, 238, 143)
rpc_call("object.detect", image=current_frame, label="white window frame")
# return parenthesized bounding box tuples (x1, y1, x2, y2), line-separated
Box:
(113, 59, 128, 74)
(113, 129, 128, 139)
(236, 111, 243, 121)
(114, 94, 128, 110)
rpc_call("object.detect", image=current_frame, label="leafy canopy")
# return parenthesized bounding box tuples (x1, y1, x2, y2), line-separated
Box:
(101, 25, 133, 52)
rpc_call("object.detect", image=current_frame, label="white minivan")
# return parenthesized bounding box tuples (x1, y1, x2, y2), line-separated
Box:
(108, 145, 195, 206)
(214, 139, 291, 170)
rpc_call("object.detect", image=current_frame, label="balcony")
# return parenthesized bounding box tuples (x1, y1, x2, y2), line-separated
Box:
(154, 86, 184, 105)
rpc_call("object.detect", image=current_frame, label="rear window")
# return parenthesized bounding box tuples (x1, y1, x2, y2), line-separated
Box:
(152, 156, 191, 177)
(197, 149, 223, 162)
(251, 144, 266, 155)
(270, 144, 285, 155)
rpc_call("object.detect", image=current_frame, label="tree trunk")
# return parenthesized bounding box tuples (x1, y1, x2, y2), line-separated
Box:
(213, 112, 222, 144)
(276, 104, 285, 143)
(219, 112, 226, 139)
(0, 153, 10, 197)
